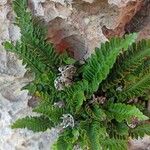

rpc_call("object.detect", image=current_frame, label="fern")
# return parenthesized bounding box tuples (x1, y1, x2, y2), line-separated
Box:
(101, 138, 127, 150)
(62, 80, 88, 113)
(12, 116, 53, 132)
(14, 0, 61, 68)
(3, 0, 150, 149)
(83, 33, 137, 94)
(85, 104, 107, 121)
(33, 101, 64, 124)
(4, 0, 61, 74)
(52, 129, 76, 150)
(108, 103, 149, 122)
(87, 121, 106, 150)
(4, 41, 46, 73)
(116, 69, 150, 101)
(102, 39, 150, 91)
(53, 137, 73, 150)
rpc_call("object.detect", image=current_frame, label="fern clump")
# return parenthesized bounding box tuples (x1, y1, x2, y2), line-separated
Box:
(3, 0, 150, 149)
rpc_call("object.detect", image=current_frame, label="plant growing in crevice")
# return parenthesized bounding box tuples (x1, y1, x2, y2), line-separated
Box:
(3, 0, 150, 149)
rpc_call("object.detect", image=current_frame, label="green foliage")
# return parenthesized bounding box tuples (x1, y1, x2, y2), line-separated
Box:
(101, 138, 127, 150)
(4, 0, 61, 75)
(52, 129, 78, 150)
(63, 80, 88, 113)
(87, 121, 107, 150)
(108, 103, 149, 122)
(12, 116, 53, 132)
(33, 101, 64, 124)
(102, 40, 150, 91)
(116, 69, 150, 101)
(3, 0, 150, 149)
(85, 104, 107, 121)
(4, 41, 46, 73)
(83, 33, 137, 94)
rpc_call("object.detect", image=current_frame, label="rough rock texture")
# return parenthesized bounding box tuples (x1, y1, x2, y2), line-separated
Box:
(0, 0, 150, 150)
(129, 136, 150, 150)
(45, 0, 119, 59)
(102, 0, 143, 38)
(108, 0, 136, 7)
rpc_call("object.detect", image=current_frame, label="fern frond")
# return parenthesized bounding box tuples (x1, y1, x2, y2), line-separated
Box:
(12, 116, 53, 132)
(107, 122, 129, 139)
(8, 0, 61, 73)
(116, 69, 150, 101)
(108, 103, 149, 122)
(4, 41, 45, 73)
(102, 39, 150, 91)
(7, 1, 150, 148)
(101, 138, 127, 150)
(87, 121, 107, 150)
(23, 71, 57, 96)
(82, 33, 137, 94)
(62, 80, 88, 113)
(33, 101, 64, 124)
(52, 135, 73, 150)
(85, 104, 107, 121)
(52, 129, 79, 150)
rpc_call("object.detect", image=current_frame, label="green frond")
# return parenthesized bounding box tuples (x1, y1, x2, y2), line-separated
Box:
(101, 138, 127, 150)
(129, 123, 150, 139)
(7, 0, 61, 74)
(102, 39, 150, 91)
(12, 116, 53, 132)
(52, 129, 79, 150)
(52, 136, 73, 150)
(4, 41, 46, 73)
(77, 120, 91, 147)
(33, 101, 64, 124)
(116, 69, 150, 101)
(85, 104, 107, 121)
(107, 122, 129, 139)
(108, 103, 149, 122)
(63, 80, 88, 113)
(23, 71, 56, 95)
(87, 121, 107, 150)
(82, 33, 137, 94)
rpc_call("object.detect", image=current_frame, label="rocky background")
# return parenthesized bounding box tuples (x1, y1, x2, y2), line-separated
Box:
(0, 0, 150, 149)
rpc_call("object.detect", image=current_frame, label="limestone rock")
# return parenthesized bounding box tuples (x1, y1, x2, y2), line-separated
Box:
(102, 0, 143, 38)
(46, 0, 119, 59)
(108, 0, 136, 7)
(0, 0, 7, 6)
(82, 0, 95, 3)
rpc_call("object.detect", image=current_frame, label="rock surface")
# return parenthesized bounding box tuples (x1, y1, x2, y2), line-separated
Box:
(0, 0, 150, 150)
